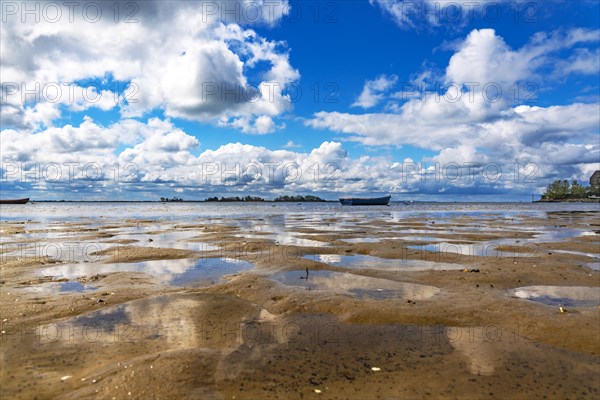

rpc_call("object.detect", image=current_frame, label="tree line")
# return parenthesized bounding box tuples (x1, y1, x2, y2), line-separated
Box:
(160, 197, 183, 202)
(273, 195, 326, 202)
(203, 195, 327, 202)
(205, 196, 265, 202)
(542, 179, 599, 200)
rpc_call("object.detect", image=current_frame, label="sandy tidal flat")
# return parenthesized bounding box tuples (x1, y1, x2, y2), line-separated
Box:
(1, 205, 599, 399)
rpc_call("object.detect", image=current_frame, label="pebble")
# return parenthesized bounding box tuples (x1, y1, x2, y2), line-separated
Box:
(61, 375, 72, 381)
(314, 389, 322, 394)
(371, 367, 381, 371)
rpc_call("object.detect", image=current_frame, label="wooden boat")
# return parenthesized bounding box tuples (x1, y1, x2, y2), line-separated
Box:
(339, 195, 391, 206)
(0, 198, 30, 204)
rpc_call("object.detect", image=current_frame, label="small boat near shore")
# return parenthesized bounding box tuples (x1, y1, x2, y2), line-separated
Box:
(0, 198, 30, 204)
(339, 195, 391, 206)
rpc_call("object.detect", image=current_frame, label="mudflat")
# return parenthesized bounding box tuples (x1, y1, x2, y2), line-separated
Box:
(1, 209, 599, 399)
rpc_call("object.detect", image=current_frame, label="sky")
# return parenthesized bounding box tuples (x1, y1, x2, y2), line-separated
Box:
(1, 0, 599, 201)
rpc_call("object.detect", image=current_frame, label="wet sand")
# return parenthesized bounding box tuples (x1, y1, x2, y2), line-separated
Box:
(1, 210, 599, 399)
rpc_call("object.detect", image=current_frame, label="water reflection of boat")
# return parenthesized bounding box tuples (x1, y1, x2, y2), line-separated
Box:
(0, 198, 29, 204)
(339, 195, 391, 206)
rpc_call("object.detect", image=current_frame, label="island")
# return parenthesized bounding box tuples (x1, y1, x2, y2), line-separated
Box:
(205, 196, 265, 202)
(202, 195, 328, 202)
(539, 171, 600, 202)
(273, 195, 327, 202)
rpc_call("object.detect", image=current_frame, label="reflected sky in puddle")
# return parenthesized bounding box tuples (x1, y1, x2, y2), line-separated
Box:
(271, 269, 440, 300)
(58, 281, 97, 292)
(510, 286, 600, 307)
(1, 230, 68, 242)
(586, 262, 600, 271)
(534, 229, 597, 242)
(304, 254, 464, 271)
(1, 221, 220, 265)
(49, 293, 288, 356)
(551, 250, 600, 259)
(67, 303, 132, 337)
(169, 258, 254, 286)
(105, 229, 219, 252)
(16, 281, 98, 294)
(407, 242, 536, 258)
(382, 226, 595, 244)
(446, 326, 505, 376)
(228, 214, 340, 247)
(40, 257, 254, 287)
(1, 241, 114, 262)
(341, 238, 381, 243)
(233, 233, 328, 247)
(396, 236, 474, 243)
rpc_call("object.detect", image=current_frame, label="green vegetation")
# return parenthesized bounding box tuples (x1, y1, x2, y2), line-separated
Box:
(160, 197, 183, 202)
(203, 195, 327, 202)
(541, 179, 599, 200)
(205, 196, 265, 202)
(273, 195, 326, 202)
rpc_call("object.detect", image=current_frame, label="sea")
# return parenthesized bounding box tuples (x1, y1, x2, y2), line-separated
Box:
(1, 201, 598, 222)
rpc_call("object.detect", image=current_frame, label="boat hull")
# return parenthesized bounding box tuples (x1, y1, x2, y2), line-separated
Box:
(0, 198, 30, 204)
(339, 195, 391, 206)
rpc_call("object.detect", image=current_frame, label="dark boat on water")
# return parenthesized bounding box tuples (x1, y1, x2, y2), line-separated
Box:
(0, 198, 30, 204)
(339, 195, 391, 206)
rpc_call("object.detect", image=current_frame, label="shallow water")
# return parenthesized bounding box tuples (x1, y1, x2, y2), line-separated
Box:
(304, 253, 465, 271)
(586, 262, 600, 271)
(407, 242, 537, 258)
(49, 294, 242, 350)
(270, 269, 440, 300)
(341, 237, 382, 243)
(15, 281, 98, 294)
(551, 249, 600, 259)
(2, 201, 599, 222)
(40, 257, 255, 287)
(109, 228, 220, 252)
(58, 281, 97, 292)
(1, 241, 114, 262)
(233, 232, 329, 247)
(509, 286, 600, 307)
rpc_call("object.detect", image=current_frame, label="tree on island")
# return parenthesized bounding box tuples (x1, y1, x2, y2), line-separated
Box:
(570, 180, 587, 198)
(205, 196, 265, 202)
(160, 197, 183, 202)
(203, 195, 327, 202)
(273, 195, 326, 202)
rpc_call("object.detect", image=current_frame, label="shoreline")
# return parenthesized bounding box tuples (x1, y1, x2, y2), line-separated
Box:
(536, 198, 600, 203)
(8, 199, 599, 203)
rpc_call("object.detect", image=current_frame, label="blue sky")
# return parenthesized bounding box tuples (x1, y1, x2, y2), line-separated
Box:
(1, 1, 599, 200)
